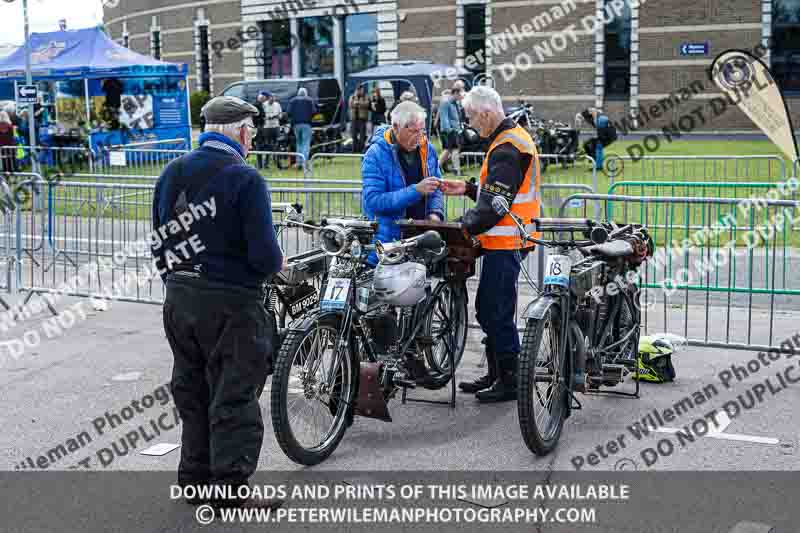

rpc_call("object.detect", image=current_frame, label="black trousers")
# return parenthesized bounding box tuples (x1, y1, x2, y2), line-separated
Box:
(352, 119, 367, 153)
(476, 250, 525, 374)
(257, 128, 280, 168)
(163, 275, 276, 487)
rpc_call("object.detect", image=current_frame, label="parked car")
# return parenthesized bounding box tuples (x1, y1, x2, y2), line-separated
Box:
(219, 77, 346, 157)
(219, 77, 342, 127)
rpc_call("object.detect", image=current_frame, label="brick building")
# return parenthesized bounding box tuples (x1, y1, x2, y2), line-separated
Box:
(103, 0, 244, 95)
(105, 0, 800, 132)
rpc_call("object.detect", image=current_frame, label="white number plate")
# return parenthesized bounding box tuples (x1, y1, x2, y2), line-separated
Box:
(544, 255, 572, 287)
(321, 278, 351, 310)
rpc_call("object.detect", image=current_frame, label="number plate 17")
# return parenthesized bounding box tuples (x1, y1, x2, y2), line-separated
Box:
(544, 255, 572, 288)
(321, 277, 351, 311)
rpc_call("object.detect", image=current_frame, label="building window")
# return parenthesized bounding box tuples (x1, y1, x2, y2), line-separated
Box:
(345, 13, 377, 75)
(772, 0, 800, 94)
(152, 30, 161, 59)
(604, 0, 631, 99)
(300, 17, 334, 76)
(464, 5, 486, 74)
(198, 25, 211, 93)
(259, 20, 292, 78)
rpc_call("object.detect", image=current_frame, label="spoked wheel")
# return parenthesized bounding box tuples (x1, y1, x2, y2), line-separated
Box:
(612, 288, 641, 368)
(420, 280, 468, 389)
(517, 304, 569, 456)
(271, 314, 356, 465)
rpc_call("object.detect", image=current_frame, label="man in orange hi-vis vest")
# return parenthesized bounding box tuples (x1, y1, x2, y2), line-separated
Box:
(440, 85, 541, 403)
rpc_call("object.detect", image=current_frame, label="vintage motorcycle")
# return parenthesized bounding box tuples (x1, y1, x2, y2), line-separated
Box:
(270, 217, 476, 465)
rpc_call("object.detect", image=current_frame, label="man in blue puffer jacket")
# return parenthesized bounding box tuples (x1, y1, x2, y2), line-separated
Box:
(362, 100, 444, 265)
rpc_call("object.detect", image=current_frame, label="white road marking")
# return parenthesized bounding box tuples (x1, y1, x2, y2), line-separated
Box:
(111, 371, 142, 381)
(654, 411, 780, 445)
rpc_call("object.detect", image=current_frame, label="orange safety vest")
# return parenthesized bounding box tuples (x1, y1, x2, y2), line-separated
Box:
(383, 128, 429, 178)
(477, 124, 541, 250)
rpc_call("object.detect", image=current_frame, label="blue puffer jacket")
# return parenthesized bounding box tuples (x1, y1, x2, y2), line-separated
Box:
(362, 125, 444, 264)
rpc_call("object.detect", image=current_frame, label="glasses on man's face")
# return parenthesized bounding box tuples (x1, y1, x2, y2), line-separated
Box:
(243, 123, 257, 135)
(403, 125, 425, 137)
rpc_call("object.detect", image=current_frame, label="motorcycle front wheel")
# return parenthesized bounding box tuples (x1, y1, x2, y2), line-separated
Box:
(271, 313, 357, 465)
(517, 304, 569, 456)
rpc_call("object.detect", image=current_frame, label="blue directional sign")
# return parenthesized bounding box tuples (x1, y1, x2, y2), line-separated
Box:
(680, 42, 709, 56)
(16, 84, 37, 104)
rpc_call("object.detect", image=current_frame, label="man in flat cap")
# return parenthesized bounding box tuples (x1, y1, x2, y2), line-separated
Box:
(152, 95, 284, 509)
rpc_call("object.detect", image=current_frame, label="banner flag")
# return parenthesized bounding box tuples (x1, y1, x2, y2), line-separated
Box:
(710, 49, 799, 162)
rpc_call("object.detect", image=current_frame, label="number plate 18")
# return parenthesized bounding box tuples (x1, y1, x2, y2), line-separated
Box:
(544, 254, 572, 288)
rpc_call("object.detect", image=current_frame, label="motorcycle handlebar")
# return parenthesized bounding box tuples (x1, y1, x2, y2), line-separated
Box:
(375, 230, 445, 258)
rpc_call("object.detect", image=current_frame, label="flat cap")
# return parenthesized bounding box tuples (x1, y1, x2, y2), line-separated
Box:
(201, 96, 259, 124)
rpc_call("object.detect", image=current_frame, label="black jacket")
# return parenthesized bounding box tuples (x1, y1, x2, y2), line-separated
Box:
(461, 118, 533, 236)
(152, 133, 283, 289)
(253, 100, 266, 128)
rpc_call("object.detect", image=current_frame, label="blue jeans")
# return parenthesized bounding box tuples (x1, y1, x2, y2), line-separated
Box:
(293, 123, 312, 167)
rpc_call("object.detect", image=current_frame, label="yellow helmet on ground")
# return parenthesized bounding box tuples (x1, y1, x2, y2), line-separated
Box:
(633, 336, 676, 383)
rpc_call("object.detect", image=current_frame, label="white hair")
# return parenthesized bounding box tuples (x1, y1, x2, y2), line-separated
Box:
(399, 91, 416, 102)
(203, 117, 252, 143)
(391, 101, 427, 128)
(462, 86, 504, 115)
(297, 87, 308, 97)
(0, 111, 10, 125)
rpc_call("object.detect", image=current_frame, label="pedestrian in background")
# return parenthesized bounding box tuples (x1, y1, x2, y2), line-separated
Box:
(0, 111, 16, 173)
(368, 84, 387, 138)
(349, 85, 370, 153)
(288, 87, 317, 169)
(253, 91, 268, 168)
(577, 107, 617, 171)
(262, 93, 282, 168)
(437, 89, 462, 175)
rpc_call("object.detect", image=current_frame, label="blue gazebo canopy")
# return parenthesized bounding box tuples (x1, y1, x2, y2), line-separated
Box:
(0, 26, 187, 80)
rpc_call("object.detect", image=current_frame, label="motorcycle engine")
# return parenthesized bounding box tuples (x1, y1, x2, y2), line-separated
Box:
(362, 307, 399, 355)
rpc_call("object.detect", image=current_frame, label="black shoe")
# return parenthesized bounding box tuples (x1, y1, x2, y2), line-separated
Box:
(475, 378, 517, 403)
(458, 374, 493, 393)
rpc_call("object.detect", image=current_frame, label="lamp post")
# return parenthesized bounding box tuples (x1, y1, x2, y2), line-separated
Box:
(22, 0, 39, 175)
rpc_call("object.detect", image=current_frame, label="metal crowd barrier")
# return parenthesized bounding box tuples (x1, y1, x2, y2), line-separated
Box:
(93, 148, 188, 177)
(603, 155, 786, 184)
(555, 192, 800, 352)
(1, 145, 96, 176)
(6, 178, 323, 306)
(457, 152, 598, 190)
(108, 138, 189, 151)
